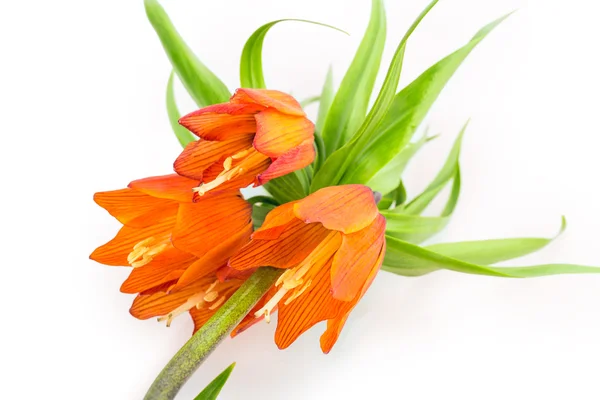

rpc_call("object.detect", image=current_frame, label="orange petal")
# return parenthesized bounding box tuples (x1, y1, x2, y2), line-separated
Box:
(129, 278, 210, 320)
(128, 174, 198, 203)
(120, 248, 195, 294)
(320, 240, 385, 353)
(190, 306, 216, 334)
(253, 109, 314, 158)
(330, 215, 386, 302)
(172, 224, 253, 290)
(93, 188, 178, 228)
(174, 135, 254, 181)
(90, 215, 177, 266)
(179, 104, 260, 141)
(275, 248, 343, 349)
(172, 191, 252, 258)
(257, 139, 315, 185)
(229, 220, 330, 270)
(293, 184, 379, 234)
(230, 88, 305, 117)
(251, 202, 297, 240)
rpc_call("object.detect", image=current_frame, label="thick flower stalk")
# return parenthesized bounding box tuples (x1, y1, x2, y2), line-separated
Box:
(229, 184, 386, 353)
(174, 88, 315, 196)
(90, 174, 253, 329)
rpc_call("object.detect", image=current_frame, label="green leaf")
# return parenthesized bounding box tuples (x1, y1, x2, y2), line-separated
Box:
(252, 203, 276, 229)
(316, 66, 335, 136)
(300, 95, 320, 108)
(402, 121, 467, 215)
(166, 71, 196, 148)
(382, 166, 460, 243)
(366, 133, 430, 196)
(345, 14, 511, 187)
(240, 19, 347, 89)
(264, 170, 309, 204)
(426, 217, 567, 265)
(312, 0, 439, 192)
(320, 0, 386, 155)
(144, 0, 230, 107)
(246, 195, 279, 206)
(193, 362, 236, 400)
(382, 218, 600, 278)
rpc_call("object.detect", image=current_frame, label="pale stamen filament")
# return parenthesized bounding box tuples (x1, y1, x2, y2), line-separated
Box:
(158, 280, 229, 327)
(128, 236, 170, 268)
(253, 231, 340, 322)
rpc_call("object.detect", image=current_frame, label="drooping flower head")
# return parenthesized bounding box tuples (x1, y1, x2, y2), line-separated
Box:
(228, 184, 386, 353)
(174, 88, 315, 196)
(90, 174, 253, 331)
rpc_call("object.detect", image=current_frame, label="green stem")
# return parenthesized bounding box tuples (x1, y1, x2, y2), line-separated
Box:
(144, 267, 283, 400)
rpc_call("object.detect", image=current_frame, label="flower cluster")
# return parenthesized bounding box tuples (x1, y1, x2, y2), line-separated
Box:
(91, 89, 385, 351)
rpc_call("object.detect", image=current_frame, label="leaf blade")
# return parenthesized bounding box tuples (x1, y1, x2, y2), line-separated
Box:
(193, 362, 236, 400)
(144, 0, 230, 107)
(320, 0, 387, 154)
(166, 72, 196, 148)
(344, 13, 511, 187)
(240, 19, 347, 89)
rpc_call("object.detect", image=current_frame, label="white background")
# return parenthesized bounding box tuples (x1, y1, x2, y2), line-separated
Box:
(2, 0, 600, 399)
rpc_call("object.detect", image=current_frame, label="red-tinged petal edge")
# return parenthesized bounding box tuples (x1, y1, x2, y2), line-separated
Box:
(230, 88, 305, 117)
(128, 174, 198, 203)
(253, 108, 314, 158)
(257, 139, 315, 185)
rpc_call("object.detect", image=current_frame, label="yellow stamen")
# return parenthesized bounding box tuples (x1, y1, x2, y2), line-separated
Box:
(209, 295, 226, 310)
(128, 236, 169, 268)
(284, 279, 312, 305)
(203, 291, 219, 302)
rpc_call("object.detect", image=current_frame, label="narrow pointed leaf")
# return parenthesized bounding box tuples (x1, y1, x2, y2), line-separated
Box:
(345, 14, 511, 186)
(240, 19, 347, 89)
(367, 133, 430, 195)
(194, 363, 236, 400)
(167, 72, 196, 148)
(383, 166, 460, 243)
(427, 217, 567, 265)
(144, 0, 230, 107)
(402, 122, 466, 215)
(316, 66, 335, 135)
(312, 0, 439, 191)
(382, 220, 600, 278)
(320, 0, 386, 154)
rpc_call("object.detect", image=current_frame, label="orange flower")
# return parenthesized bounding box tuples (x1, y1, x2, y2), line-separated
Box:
(228, 184, 386, 353)
(90, 174, 253, 331)
(174, 88, 315, 196)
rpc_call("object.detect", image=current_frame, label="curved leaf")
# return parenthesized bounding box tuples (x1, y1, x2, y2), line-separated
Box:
(194, 363, 236, 400)
(427, 217, 567, 265)
(312, 0, 439, 192)
(316, 66, 335, 135)
(240, 19, 347, 89)
(345, 13, 511, 186)
(145, 0, 230, 107)
(401, 121, 467, 215)
(367, 132, 431, 196)
(381, 218, 600, 278)
(166, 71, 196, 148)
(383, 165, 460, 243)
(320, 0, 387, 154)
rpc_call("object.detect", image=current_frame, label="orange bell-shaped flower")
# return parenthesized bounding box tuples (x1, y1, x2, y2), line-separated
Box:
(174, 88, 315, 196)
(90, 174, 253, 331)
(228, 184, 386, 353)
